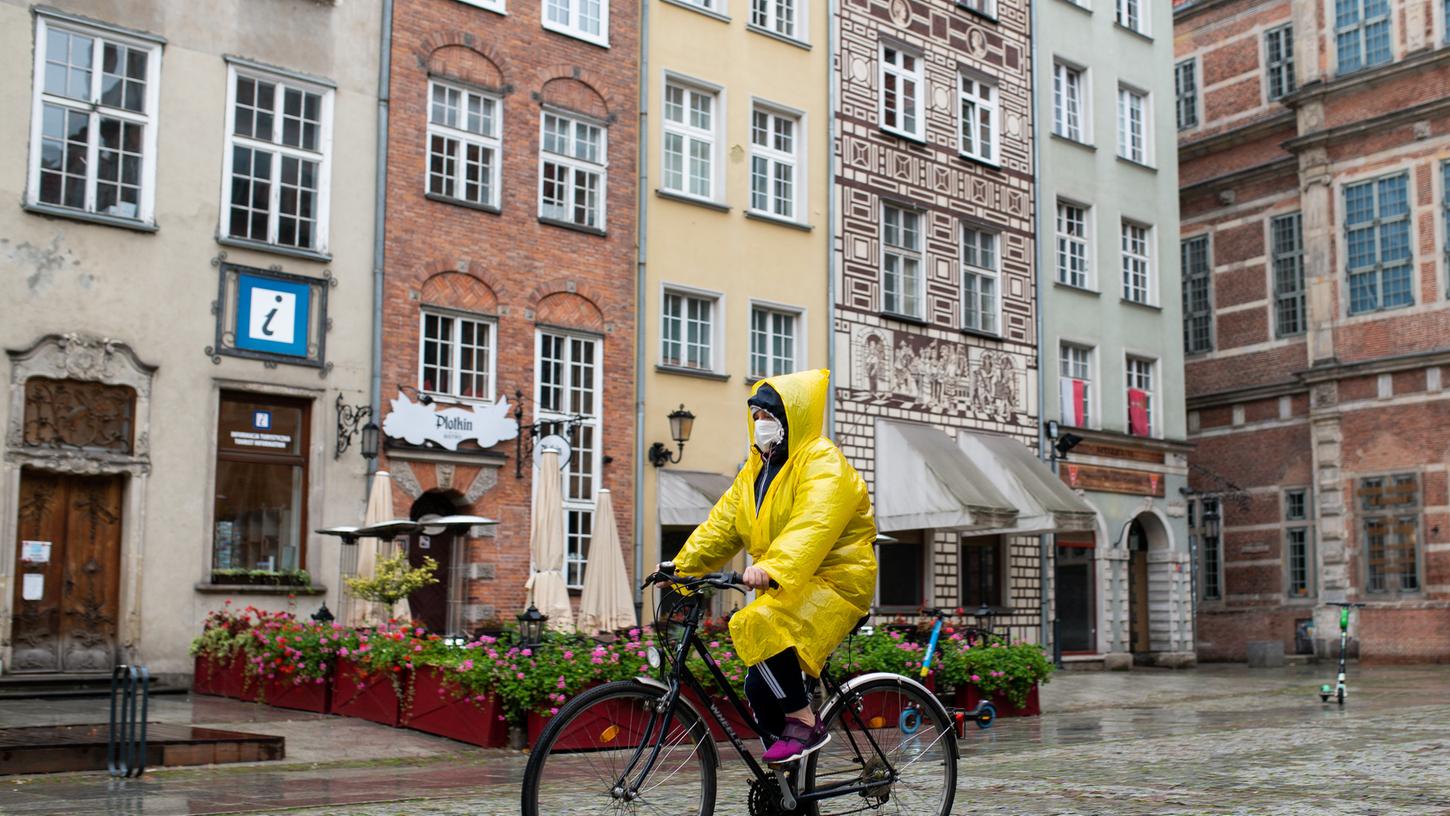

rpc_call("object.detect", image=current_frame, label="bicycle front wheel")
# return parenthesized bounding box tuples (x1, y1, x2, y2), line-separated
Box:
(522, 679, 718, 816)
(802, 675, 958, 816)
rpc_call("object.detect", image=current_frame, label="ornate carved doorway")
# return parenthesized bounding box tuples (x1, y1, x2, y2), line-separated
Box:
(11, 470, 125, 673)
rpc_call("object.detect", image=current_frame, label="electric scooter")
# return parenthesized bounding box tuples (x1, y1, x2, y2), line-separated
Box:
(1319, 602, 1366, 705)
(919, 607, 996, 731)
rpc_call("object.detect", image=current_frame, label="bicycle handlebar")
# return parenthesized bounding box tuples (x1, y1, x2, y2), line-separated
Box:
(641, 563, 779, 591)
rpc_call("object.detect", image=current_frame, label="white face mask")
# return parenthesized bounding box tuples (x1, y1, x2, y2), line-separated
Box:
(754, 418, 783, 452)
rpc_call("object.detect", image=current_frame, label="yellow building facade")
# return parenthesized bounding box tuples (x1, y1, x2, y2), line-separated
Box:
(638, 0, 831, 605)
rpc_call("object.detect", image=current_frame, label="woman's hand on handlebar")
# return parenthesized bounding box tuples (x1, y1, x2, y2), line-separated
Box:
(741, 565, 773, 590)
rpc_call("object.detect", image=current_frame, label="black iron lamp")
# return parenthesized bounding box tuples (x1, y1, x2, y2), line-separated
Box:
(360, 420, 381, 461)
(335, 394, 375, 459)
(648, 405, 696, 467)
(1045, 420, 1083, 461)
(311, 603, 335, 624)
(517, 604, 548, 647)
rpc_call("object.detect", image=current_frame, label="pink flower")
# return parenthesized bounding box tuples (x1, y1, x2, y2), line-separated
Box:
(970, 674, 981, 683)
(522, 648, 533, 657)
(709, 641, 720, 649)
(461, 659, 475, 671)
(591, 657, 603, 665)
(413, 644, 423, 652)
(563, 650, 573, 660)
(550, 707, 560, 715)
(517, 672, 526, 679)
(639, 665, 649, 672)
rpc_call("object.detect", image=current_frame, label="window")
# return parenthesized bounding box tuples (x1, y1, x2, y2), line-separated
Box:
(537, 331, 602, 589)
(1117, 86, 1149, 164)
(957, 0, 998, 16)
(1345, 173, 1412, 315)
(1265, 25, 1296, 100)
(1181, 235, 1213, 354)
(1359, 474, 1420, 594)
(750, 107, 800, 220)
(1192, 497, 1223, 600)
(880, 46, 923, 139)
(458, 0, 506, 9)
(877, 530, 925, 609)
(958, 75, 998, 163)
(882, 204, 924, 318)
(749, 305, 799, 379)
(212, 393, 310, 576)
(1125, 355, 1154, 437)
(544, 0, 608, 44)
(960, 536, 1003, 608)
(1116, 0, 1145, 33)
(540, 112, 606, 229)
(751, 0, 799, 39)
(27, 16, 162, 224)
(662, 289, 718, 371)
(1443, 162, 1450, 285)
(962, 227, 1000, 334)
(222, 64, 333, 252)
(427, 80, 501, 209)
(663, 81, 718, 201)
(1174, 60, 1197, 130)
(1121, 220, 1152, 304)
(1056, 201, 1091, 287)
(1335, 0, 1391, 74)
(419, 311, 495, 401)
(1272, 213, 1306, 336)
(1059, 343, 1093, 427)
(1053, 62, 1086, 142)
(1285, 488, 1313, 598)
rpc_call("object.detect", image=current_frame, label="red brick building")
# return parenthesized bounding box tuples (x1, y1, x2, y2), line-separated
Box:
(374, 0, 637, 633)
(1175, 0, 1450, 661)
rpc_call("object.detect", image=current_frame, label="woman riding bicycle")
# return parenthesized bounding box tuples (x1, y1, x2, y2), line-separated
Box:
(663, 368, 877, 764)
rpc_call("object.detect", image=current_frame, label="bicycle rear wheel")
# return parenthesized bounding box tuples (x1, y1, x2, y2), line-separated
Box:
(802, 675, 958, 816)
(522, 679, 718, 816)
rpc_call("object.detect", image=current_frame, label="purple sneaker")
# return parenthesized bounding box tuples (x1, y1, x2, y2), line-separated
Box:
(762, 716, 831, 764)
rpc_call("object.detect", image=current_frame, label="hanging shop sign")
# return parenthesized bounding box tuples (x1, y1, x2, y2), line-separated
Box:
(382, 393, 520, 452)
(1063, 464, 1164, 497)
(207, 260, 332, 373)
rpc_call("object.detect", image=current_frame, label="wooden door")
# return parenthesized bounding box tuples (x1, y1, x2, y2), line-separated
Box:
(1128, 548, 1151, 654)
(407, 527, 454, 635)
(11, 470, 124, 673)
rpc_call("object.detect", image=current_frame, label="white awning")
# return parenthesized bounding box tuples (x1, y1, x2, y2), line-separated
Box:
(658, 469, 735, 527)
(874, 421, 1017, 532)
(956, 433, 1098, 535)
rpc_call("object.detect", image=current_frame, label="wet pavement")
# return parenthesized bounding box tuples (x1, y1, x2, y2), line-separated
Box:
(2, 663, 1448, 815)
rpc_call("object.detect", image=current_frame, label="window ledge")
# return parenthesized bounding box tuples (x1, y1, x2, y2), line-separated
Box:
(655, 188, 731, 212)
(195, 583, 327, 596)
(960, 327, 1004, 341)
(540, 23, 610, 49)
(878, 311, 931, 328)
(879, 126, 929, 146)
(1050, 133, 1097, 151)
(746, 24, 813, 50)
(660, 0, 732, 22)
(23, 202, 158, 234)
(426, 192, 502, 215)
(539, 216, 607, 237)
(216, 236, 332, 263)
(956, 153, 1003, 172)
(1120, 298, 1162, 312)
(745, 210, 814, 231)
(1113, 22, 1154, 42)
(1055, 0, 1094, 15)
(656, 364, 731, 382)
(1054, 281, 1101, 296)
(954, 4, 1001, 24)
(1116, 155, 1159, 172)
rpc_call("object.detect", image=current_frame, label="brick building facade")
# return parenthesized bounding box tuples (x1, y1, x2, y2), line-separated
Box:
(1176, 0, 1450, 661)
(375, 0, 638, 633)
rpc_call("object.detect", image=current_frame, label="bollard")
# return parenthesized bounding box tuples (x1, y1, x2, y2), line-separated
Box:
(107, 664, 151, 778)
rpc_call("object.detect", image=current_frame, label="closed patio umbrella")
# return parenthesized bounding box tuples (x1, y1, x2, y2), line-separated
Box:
(577, 488, 637, 635)
(527, 448, 574, 631)
(348, 471, 395, 627)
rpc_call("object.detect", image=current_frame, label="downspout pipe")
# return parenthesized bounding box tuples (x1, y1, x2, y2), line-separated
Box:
(1027, 0, 1051, 652)
(633, 0, 650, 613)
(370, 0, 393, 487)
(825, 0, 839, 440)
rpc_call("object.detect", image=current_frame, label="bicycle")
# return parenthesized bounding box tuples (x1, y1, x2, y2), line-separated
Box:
(521, 566, 959, 816)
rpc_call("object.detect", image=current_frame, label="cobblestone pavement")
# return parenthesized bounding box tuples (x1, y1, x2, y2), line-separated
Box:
(3, 664, 1448, 815)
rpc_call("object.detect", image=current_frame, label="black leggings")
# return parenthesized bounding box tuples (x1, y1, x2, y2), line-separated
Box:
(744, 648, 809, 740)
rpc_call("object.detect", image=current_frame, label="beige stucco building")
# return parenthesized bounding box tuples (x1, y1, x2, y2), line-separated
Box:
(638, 0, 832, 606)
(0, 0, 380, 678)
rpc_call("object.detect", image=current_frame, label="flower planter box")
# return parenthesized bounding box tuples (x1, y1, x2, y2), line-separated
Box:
(952, 683, 1041, 718)
(331, 658, 404, 727)
(192, 654, 224, 696)
(402, 666, 507, 747)
(527, 695, 648, 752)
(261, 673, 332, 714)
(217, 653, 258, 702)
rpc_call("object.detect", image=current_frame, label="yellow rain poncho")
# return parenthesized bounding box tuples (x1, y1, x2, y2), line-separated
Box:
(672, 369, 878, 676)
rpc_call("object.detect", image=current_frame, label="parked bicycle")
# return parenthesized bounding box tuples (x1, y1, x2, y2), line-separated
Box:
(521, 566, 959, 816)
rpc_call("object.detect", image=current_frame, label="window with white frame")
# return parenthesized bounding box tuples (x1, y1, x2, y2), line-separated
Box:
(882, 204, 923, 318)
(1272, 212, 1306, 336)
(1443, 162, 1450, 280)
(1345, 172, 1412, 315)
(749, 305, 799, 379)
(958, 74, 998, 163)
(1181, 235, 1212, 354)
(662, 80, 718, 200)
(27, 16, 162, 224)
(222, 65, 332, 252)
(1191, 497, 1223, 600)
(1335, 0, 1391, 74)
(427, 80, 500, 208)
(961, 227, 1000, 335)
(540, 111, 606, 229)
(1117, 85, 1149, 164)
(1284, 487, 1313, 597)
(1116, 0, 1146, 33)
(1125, 355, 1155, 437)
(420, 310, 495, 401)
(751, 0, 799, 39)
(1174, 60, 1197, 130)
(1265, 25, 1296, 100)
(1121, 220, 1152, 304)
(750, 107, 800, 220)
(544, 0, 608, 44)
(1056, 200, 1090, 288)
(1059, 342, 1093, 428)
(1053, 61, 1086, 142)
(457, 0, 506, 11)
(880, 46, 923, 139)
(662, 289, 718, 371)
(957, 0, 998, 17)
(537, 330, 602, 589)
(1359, 473, 1421, 594)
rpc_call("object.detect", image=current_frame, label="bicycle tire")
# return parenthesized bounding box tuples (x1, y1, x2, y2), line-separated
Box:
(801, 675, 958, 816)
(521, 679, 719, 816)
